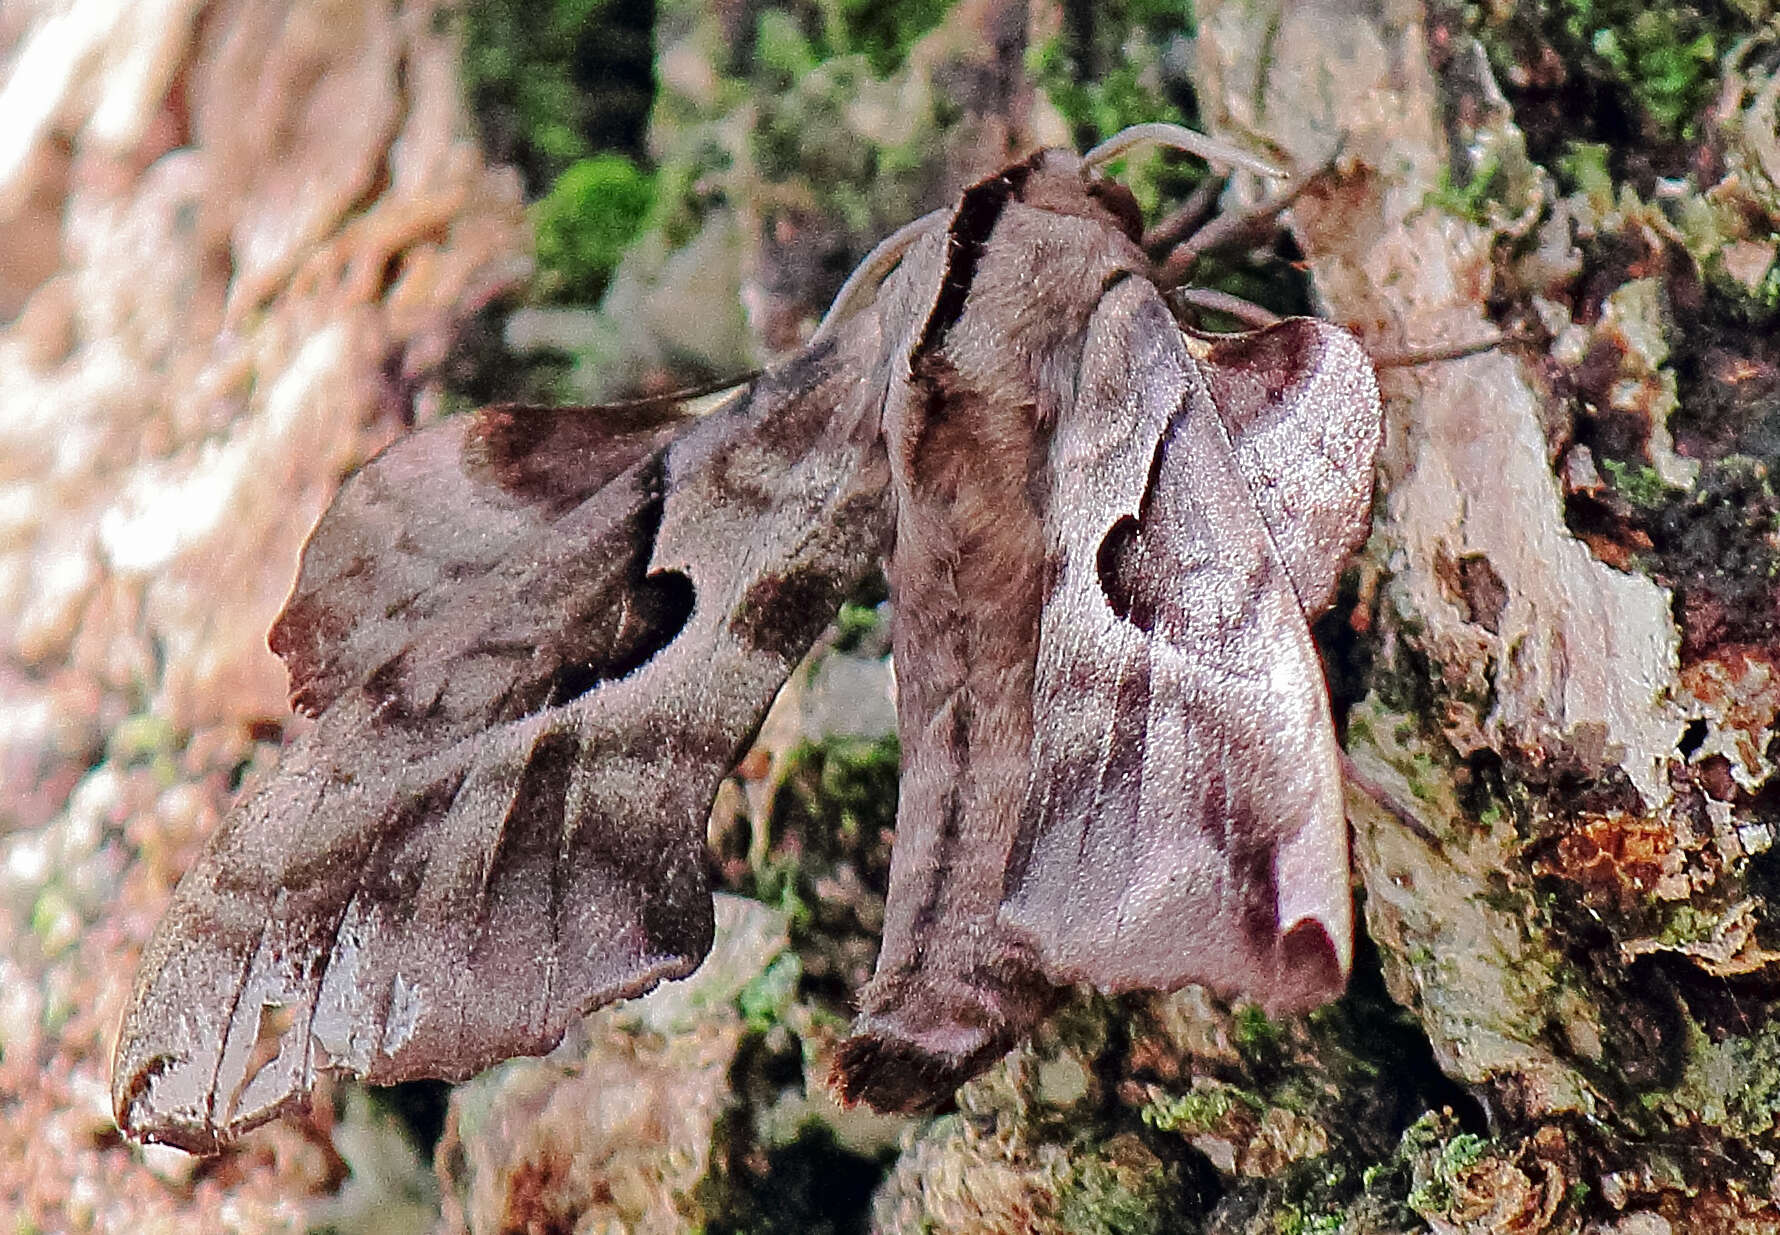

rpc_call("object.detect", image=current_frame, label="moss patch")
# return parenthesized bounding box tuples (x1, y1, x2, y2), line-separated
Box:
(702, 1120, 890, 1235)
(1650, 1013, 1780, 1141)
(1465, 1, 1754, 167)
(1031, 0, 1198, 150)
(461, 0, 656, 194)
(1052, 1136, 1186, 1235)
(531, 153, 657, 300)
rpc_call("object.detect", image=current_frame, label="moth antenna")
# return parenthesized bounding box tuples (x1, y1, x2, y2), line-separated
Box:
(580, 372, 764, 411)
(1083, 122, 1283, 179)
(810, 210, 947, 346)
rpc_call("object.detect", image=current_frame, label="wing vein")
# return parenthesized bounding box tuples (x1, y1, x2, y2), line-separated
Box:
(301, 789, 404, 1080)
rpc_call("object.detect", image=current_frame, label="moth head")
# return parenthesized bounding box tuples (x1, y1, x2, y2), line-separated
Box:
(1070, 121, 1287, 249)
(1083, 169, 1146, 246)
(1003, 148, 1148, 246)
(814, 125, 1279, 345)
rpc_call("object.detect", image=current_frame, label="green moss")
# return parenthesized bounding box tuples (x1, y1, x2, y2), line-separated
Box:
(749, 853, 813, 933)
(1141, 1081, 1266, 1134)
(753, 0, 951, 83)
(831, 601, 886, 654)
(1425, 153, 1507, 224)
(462, 0, 590, 164)
(1030, 0, 1196, 143)
(461, 0, 654, 193)
(108, 713, 183, 786)
(1654, 902, 1721, 948)
(1599, 457, 1676, 510)
(1638, 458, 1780, 650)
(821, 0, 953, 76)
(1232, 1003, 1287, 1068)
(460, 0, 662, 308)
(1555, 140, 1615, 205)
(1054, 1141, 1181, 1235)
(755, 9, 822, 83)
(703, 1120, 890, 1235)
(1192, 1145, 1387, 1234)
(1731, 259, 1780, 320)
(737, 952, 803, 1033)
(109, 712, 178, 761)
(1129, 975, 1479, 1232)
(1558, 2, 1722, 139)
(1469, 3, 1759, 170)
(707, 0, 976, 260)
(646, 147, 731, 253)
(1272, 1209, 1347, 1235)
(532, 153, 656, 301)
(783, 734, 901, 843)
(28, 889, 79, 957)
(1398, 1114, 1491, 1218)
(1029, 1, 1203, 217)
(1658, 1016, 1780, 1139)
(1343, 709, 1375, 747)
(1667, 182, 1780, 321)
(752, 731, 899, 955)
(1032, 37, 1188, 149)
(744, 47, 928, 235)
(1405, 1172, 1454, 1214)
(1401, 748, 1449, 805)
(1438, 1131, 1488, 1172)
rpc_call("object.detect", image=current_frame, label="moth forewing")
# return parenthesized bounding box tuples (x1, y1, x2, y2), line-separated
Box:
(1004, 275, 1365, 1009)
(831, 148, 1379, 1108)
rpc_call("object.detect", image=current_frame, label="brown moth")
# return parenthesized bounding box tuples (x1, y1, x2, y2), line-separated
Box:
(112, 124, 1382, 1150)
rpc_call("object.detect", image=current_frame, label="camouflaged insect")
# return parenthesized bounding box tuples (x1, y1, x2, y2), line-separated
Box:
(113, 125, 1381, 1150)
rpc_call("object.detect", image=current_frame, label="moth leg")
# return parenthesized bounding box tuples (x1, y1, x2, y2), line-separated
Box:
(1169, 287, 1281, 331)
(1165, 204, 1507, 366)
(1366, 332, 1510, 369)
(1153, 155, 1337, 289)
(1144, 173, 1231, 256)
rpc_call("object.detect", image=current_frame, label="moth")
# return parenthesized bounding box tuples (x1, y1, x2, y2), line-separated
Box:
(112, 124, 1382, 1151)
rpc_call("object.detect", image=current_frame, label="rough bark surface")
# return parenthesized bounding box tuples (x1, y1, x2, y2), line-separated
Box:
(0, 0, 528, 1226)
